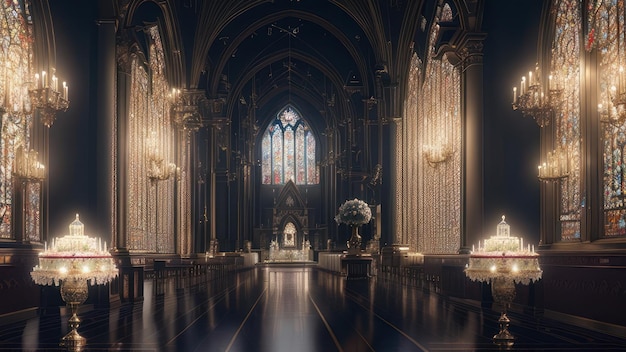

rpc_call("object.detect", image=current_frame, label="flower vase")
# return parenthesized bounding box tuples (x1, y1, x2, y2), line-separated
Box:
(347, 225, 362, 255)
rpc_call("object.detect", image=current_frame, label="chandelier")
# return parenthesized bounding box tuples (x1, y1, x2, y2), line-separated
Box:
(27, 69, 69, 127)
(14, 146, 45, 180)
(512, 64, 562, 127)
(537, 146, 569, 182)
(598, 66, 626, 125)
(423, 142, 453, 165)
(146, 131, 176, 182)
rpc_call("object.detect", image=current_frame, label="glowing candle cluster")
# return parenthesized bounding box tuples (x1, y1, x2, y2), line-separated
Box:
(31, 214, 117, 286)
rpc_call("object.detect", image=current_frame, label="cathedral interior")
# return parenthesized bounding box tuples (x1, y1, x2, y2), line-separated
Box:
(1, 0, 626, 351)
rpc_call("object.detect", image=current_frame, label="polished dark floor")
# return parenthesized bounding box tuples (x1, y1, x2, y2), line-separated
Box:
(1, 266, 626, 351)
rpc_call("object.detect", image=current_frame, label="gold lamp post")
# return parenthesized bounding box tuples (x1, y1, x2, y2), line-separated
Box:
(31, 214, 118, 351)
(465, 216, 542, 347)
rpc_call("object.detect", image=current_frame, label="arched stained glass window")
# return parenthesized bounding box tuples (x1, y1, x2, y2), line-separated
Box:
(596, 0, 626, 237)
(261, 105, 318, 185)
(551, 0, 581, 241)
(0, 1, 34, 239)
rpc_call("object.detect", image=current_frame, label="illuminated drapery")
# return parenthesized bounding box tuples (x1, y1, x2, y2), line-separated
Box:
(127, 26, 175, 253)
(261, 105, 318, 185)
(596, 1, 626, 237)
(0, 1, 34, 239)
(410, 21, 461, 254)
(551, 0, 582, 241)
(399, 53, 421, 250)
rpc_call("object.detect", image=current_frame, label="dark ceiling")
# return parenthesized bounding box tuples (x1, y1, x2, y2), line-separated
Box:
(122, 0, 476, 132)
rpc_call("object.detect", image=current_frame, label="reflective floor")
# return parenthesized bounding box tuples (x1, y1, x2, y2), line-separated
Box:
(1, 266, 626, 351)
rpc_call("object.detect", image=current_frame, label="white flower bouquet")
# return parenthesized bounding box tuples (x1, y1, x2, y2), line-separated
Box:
(334, 198, 372, 226)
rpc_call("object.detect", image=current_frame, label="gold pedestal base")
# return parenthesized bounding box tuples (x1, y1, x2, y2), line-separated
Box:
(493, 312, 515, 347)
(60, 327, 86, 352)
(491, 278, 516, 347)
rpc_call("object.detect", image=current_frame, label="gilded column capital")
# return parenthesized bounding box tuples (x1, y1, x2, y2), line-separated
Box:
(456, 33, 487, 68)
(171, 89, 206, 132)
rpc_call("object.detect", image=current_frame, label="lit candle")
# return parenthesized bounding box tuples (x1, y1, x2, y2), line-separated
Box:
(521, 76, 526, 95)
(528, 71, 533, 86)
(513, 86, 517, 104)
(41, 71, 47, 88)
(52, 75, 58, 91)
(35, 73, 40, 89)
(62, 82, 68, 100)
(548, 74, 552, 90)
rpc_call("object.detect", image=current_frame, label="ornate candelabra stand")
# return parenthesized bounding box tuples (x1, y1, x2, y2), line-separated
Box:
(28, 70, 69, 127)
(31, 214, 117, 351)
(465, 216, 542, 347)
(512, 65, 562, 127)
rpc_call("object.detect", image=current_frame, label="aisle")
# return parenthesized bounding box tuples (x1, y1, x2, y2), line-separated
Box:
(1, 266, 626, 351)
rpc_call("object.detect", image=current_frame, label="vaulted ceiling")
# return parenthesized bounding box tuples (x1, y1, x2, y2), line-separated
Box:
(121, 0, 482, 132)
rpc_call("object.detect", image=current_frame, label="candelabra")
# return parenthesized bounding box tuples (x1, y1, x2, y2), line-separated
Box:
(27, 69, 69, 128)
(14, 146, 45, 180)
(537, 146, 569, 182)
(512, 65, 562, 127)
(598, 66, 626, 126)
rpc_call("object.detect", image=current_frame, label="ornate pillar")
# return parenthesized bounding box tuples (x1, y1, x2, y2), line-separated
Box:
(389, 117, 404, 245)
(458, 34, 487, 253)
(171, 89, 204, 257)
(207, 97, 228, 253)
(111, 34, 144, 303)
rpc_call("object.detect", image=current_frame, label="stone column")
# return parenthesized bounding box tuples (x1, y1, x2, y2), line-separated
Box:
(458, 34, 486, 253)
(96, 18, 117, 249)
(171, 89, 204, 257)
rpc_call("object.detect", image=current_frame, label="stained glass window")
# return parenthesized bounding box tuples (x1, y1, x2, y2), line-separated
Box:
(551, 0, 582, 241)
(261, 105, 318, 185)
(596, 0, 626, 237)
(0, 1, 33, 239)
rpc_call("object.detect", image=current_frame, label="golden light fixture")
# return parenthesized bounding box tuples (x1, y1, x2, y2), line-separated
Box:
(512, 64, 563, 127)
(598, 66, 626, 126)
(537, 145, 569, 182)
(27, 68, 69, 128)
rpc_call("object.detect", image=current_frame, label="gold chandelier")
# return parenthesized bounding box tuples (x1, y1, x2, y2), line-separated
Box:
(598, 66, 626, 125)
(27, 68, 69, 127)
(537, 145, 569, 182)
(146, 131, 176, 182)
(512, 64, 562, 127)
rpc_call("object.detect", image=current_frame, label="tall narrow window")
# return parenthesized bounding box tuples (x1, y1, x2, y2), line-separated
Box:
(261, 105, 318, 185)
(596, 1, 626, 237)
(0, 1, 34, 239)
(551, 0, 582, 241)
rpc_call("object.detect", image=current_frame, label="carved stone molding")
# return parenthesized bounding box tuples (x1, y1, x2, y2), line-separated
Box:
(172, 89, 207, 131)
